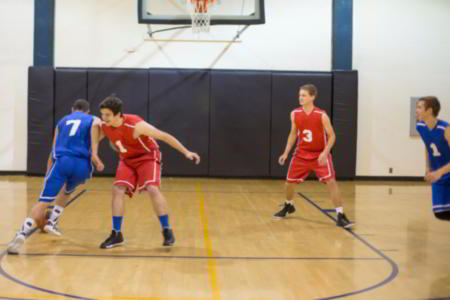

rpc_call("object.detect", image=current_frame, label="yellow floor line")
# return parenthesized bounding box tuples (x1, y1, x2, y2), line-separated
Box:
(197, 184, 220, 300)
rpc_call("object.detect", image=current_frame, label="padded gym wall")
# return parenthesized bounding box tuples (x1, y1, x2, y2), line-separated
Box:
(54, 68, 88, 126)
(149, 69, 210, 176)
(27, 67, 358, 179)
(27, 67, 54, 175)
(209, 70, 272, 177)
(87, 69, 149, 176)
(332, 70, 358, 178)
(270, 72, 333, 177)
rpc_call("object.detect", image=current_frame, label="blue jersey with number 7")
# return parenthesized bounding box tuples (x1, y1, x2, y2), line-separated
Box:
(53, 111, 94, 160)
(417, 120, 450, 184)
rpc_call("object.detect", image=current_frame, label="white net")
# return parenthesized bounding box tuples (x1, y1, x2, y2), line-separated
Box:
(186, 0, 216, 33)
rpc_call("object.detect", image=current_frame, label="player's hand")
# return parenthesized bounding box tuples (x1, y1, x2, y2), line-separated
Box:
(278, 153, 288, 165)
(318, 152, 328, 166)
(185, 151, 200, 164)
(425, 170, 441, 183)
(93, 156, 105, 172)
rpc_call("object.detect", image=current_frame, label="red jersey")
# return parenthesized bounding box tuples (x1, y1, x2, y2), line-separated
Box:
(101, 114, 159, 160)
(292, 106, 327, 160)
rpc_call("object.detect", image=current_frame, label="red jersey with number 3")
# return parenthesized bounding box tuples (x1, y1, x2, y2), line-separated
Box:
(293, 107, 327, 160)
(101, 114, 159, 160)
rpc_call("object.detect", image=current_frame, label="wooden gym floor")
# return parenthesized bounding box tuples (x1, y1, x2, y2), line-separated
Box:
(0, 176, 449, 300)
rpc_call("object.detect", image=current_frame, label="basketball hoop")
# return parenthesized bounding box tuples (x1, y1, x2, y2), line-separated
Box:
(186, 0, 217, 33)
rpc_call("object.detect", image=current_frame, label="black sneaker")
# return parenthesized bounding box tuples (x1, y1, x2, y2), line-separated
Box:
(336, 213, 354, 228)
(100, 230, 124, 249)
(273, 203, 296, 218)
(162, 228, 175, 246)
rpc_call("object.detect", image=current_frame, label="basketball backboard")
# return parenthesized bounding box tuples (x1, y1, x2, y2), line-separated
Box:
(138, 0, 265, 25)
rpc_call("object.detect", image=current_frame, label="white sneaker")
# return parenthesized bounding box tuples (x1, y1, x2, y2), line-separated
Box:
(7, 233, 26, 254)
(43, 223, 62, 236)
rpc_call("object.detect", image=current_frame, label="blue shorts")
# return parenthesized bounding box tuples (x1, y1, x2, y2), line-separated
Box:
(39, 156, 92, 202)
(432, 178, 450, 213)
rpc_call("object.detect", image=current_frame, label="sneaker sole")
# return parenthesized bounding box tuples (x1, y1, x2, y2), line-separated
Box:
(272, 211, 295, 219)
(7, 238, 25, 254)
(163, 240, 175, 246)
(101, 241, 125, 249)
(43, 226, 62, 236)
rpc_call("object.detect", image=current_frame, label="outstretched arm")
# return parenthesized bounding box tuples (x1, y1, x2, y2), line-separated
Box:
(135, 121, 200, 164)
(279, 112, 297, 165)
(425, 127, 450, 182)
(318, 113, 336, 166)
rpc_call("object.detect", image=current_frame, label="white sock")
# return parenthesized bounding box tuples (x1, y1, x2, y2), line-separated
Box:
(49, 205, 64, 223)
(336, 207, 344, 214)
(285, 200, 293, 205)
(20, 217, 36, 235)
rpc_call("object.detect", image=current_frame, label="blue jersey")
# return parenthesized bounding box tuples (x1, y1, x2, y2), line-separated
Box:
(53, 111, 94, 160)
(417, 120, 450, 184)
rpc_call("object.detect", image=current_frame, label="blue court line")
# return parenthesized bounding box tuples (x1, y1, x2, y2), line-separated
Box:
(16, 252, 384, 261)
(298, 192, 399, 300)
(0, 253, 97, 300)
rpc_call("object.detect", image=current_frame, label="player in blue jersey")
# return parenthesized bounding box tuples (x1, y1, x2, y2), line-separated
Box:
(7, 99, 104, 254)
(416, 96, 450, 221)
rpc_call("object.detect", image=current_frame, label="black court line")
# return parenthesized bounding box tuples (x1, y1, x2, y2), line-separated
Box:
(0, 250, 384, 300)
(27, 189, 86, 237)
(15, 252, 385, 261)
(299, 192, 399, 300)
(0, 189, 392, 300)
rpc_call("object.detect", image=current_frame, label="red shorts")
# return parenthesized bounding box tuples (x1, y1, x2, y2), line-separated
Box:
(115, 151, 162, 197)
(286, 154, 335, 183)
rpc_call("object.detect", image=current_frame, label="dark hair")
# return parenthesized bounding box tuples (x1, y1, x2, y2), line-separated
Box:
(72, 99, 90, 112)
(99, 94, 123, 116)
(419, 96, 441, 117)
(299, 84, 318, 98)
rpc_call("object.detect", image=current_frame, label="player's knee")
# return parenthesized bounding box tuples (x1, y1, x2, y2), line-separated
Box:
(113, 185, 127, 196)
(285, 182, 294, 188)
(145, 185, 161, 197)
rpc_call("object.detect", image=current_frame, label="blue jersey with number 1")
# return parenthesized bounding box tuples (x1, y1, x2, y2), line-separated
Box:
(416, 120, 450, 184)
(53, 111, 94, 160)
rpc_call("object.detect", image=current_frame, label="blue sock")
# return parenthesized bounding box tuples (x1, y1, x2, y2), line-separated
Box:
(112, 216, 123, 232)
(158, 215, 169, 229)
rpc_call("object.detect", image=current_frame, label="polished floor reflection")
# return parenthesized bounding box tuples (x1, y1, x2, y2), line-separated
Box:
(0, 176, 449, 300)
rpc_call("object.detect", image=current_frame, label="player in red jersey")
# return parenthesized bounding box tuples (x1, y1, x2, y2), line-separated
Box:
(98, 95, 200, 248)
(275, 84, 353, 228)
